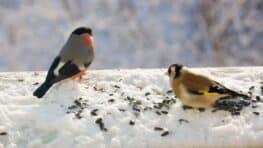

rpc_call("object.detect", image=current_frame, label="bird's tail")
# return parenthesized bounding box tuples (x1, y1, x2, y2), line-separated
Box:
(227, 89, 250, 99)
(33, 81, 53, 98)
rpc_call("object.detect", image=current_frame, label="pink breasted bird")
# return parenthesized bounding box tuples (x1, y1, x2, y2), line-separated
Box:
(33, 27, 95, 98)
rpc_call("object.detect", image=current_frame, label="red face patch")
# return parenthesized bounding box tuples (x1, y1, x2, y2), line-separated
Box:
(81, 33, 95, 48)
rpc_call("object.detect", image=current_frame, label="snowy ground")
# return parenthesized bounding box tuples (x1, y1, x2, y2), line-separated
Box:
(0, 67, 263, 148)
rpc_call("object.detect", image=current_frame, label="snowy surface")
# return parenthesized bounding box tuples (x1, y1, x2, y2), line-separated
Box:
(0, 67, 263, 147)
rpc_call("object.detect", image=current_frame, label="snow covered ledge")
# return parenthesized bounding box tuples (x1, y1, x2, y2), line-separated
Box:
(0, 67, 262, 148)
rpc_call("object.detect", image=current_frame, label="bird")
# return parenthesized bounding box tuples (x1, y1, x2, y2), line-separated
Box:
(166, 64, 249, 108)
(33, 27, 95, 98)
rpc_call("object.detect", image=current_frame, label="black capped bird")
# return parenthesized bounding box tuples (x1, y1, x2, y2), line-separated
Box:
(33, 27, 95, 98)
(166, 64, 249, 108)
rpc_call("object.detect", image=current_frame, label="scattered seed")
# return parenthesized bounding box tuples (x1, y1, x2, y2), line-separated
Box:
(93, 86, 104, 92)
(18, 79, 24, 82)
(256, 96, 261, 102)
(68, 105, 77, 110)
(154, 104, 162, 109)
(162, 100, 168, 104)
(129, 120, 135, 126)
(182, 105, 193, 110)
(231, 111, 240, 116)
(154, 127, 163, 131)
(155, 111, 161, 115)
(91, 109, 99, 116)
(133, 108, 140, 112)
(161, 111, 168, 114)
(74, 100, 82, 107)
(143, 106, 152, 111)
(242, 100, 251, 106)
(108, 99, 115, 103)
(119, 108, 126, 112)
(198, 108, 205, 112)
(249, 86, 255, 91)
(211, 109, 218, 113)
(248, 86, 255, 96)
(82, 102, 88, 106)
(109, 94, 114, 96)
(114, 85, 120, 89)
(121, 92, 125, 96)
(166, 90, 173, 94)
(0, 132, 7, 135)
(145, 92, 151, 96)
(95, 118, 101, 123)
(132, 100, 142, 112)
(33, 82, 39, 85)
(127, 96, 135, 102)
(252, 99, 257, 103)
(161, 131, 169, 137)
(162, 99, 176, 105)
(253, 112, 260, 116)
(95, 118, 107, 131)
(75, 110, 82, 119)
(134, 100, 142, 105)
(213, 98, 251, 115)
(179, 119, 189, 124)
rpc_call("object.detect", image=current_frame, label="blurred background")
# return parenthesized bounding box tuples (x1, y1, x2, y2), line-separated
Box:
(0, 0, 262, 71)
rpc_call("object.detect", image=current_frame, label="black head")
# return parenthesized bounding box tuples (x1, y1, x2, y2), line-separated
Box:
(167, 64, 183, 79)
(72, 27, 93, 36)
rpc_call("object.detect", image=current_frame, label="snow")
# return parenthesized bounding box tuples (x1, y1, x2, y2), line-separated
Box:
(0, 67, 263, 147)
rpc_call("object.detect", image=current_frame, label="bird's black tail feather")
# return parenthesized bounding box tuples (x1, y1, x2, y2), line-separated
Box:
(227, 89, 250, 99)
(33, 82, 53, 98)
(211, 82, 250, 99)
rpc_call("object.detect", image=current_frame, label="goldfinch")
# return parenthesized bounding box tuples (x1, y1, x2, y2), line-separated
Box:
(166, 64, 249, 108)
(33, 27, 95, 98)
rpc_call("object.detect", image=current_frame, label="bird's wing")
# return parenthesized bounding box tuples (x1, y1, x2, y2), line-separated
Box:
(45, 57, 81, 84)
(181, 70, 213, 91)
(207, 81, 240, 95)
(58, 61, 81, 77)
(181, 71, 225, 96)
(48, 56, 61, 72)
(182, 71, 246, 97)
(49, 60, 81, 83)
(45, 56, 61, 82)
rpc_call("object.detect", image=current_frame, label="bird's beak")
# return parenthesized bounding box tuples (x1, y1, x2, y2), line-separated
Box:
(164, 71, 168, 75)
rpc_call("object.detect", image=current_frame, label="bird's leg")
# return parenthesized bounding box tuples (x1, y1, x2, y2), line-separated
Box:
(71, 70, 86, 80)
(79, 75, 82, 82)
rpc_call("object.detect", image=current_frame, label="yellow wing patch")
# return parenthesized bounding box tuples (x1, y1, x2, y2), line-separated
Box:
(201, 91, 222, 96)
